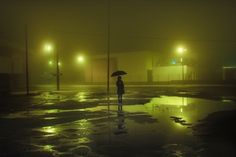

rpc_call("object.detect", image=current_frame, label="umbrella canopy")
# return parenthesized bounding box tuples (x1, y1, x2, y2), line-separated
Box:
(111, 70, 127, 77)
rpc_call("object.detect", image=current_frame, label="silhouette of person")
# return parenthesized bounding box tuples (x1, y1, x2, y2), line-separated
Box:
(116, 76, 124, 111)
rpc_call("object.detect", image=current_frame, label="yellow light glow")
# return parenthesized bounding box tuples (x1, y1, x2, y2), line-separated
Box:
(174, 122, 185, 129)
(150, 96, 188, 106)
(76, 119, 91, 136)
(43, 145, 54, 152)
(58, 62, 61, 66)
(76, 92, 86, 102)
(48, 60, 53, 65)
(42, 126, 57, 134)
(44, 43, 53, 53)
(78, 137, 91, 144)
(177, 46, 187, 55)
(77, 55, 84, 63)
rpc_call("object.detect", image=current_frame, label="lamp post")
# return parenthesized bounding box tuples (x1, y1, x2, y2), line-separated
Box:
(56, 49, 60, 91)
(76, 55, 84, 63)
(25, 25, 29, 95)
(76, 54, 86, 83)
(44, 43, 60, 91)
(177, 47, 187, 81)
(107, 0, 111, 111)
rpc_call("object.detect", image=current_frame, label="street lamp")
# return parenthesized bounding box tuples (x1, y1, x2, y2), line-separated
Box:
(176, 46, 187, 81)
(75, 54, 86, 83)
(76, 55, 85, 64)
(177, 47, 186, 54)
(44, 44, 53, 54)
(48, 60, 53, 66)
(44, 43, 60, 91)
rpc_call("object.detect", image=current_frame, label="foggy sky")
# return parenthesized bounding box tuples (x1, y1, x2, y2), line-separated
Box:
(1, 0, 236, 65)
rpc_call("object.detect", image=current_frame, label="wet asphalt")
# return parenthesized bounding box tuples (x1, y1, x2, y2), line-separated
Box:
(1, 85, 236, 157)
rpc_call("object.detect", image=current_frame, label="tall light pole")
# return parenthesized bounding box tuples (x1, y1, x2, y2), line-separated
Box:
(76, 54, 85, 82)
(44, 43, 60, 91)
(177, 47, 187, 81)
(107, 0, 111, 111)
(56, 49, 60, 91)
(25, 25, 29, 95)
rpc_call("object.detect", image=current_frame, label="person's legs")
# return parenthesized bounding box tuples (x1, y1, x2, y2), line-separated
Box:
(118, 94, 123, 111)
(118, 95, 120, 110)
(120, 94, 123, 110)
(118, 94, 122, 104)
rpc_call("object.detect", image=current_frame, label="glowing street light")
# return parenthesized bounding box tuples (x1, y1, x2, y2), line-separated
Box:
(176, 46, 187, 81)
(177, 47, 187, 55)
(77, 55, 84, 63)
(44, 43, 53, 53)
(48, 60, 53, 66)
(76, 54, 85, 64)
(43, 42, 60, 91)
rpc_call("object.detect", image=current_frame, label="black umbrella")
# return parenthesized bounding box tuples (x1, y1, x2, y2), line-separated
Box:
(111, 70, 127, 77)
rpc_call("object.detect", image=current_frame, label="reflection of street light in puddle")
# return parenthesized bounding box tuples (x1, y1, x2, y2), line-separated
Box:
(76, 92, 86, 102)
(43, 145, 54, 152)
(44, 117, 57, 120)
(144, 96, 192, 130)
(174, 122, 185, 129)
(41, 126, 58, 134)
(76, 119, 91, 134)
(151, 96, 188, 106)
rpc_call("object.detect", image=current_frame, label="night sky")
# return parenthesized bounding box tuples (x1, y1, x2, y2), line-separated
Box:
(0, 0, 236, 65)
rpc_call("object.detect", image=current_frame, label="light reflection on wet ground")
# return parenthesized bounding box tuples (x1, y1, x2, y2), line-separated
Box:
(1, 90, 236, 157)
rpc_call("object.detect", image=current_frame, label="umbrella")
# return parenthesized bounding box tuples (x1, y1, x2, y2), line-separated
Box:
(111, 70, 127, 77)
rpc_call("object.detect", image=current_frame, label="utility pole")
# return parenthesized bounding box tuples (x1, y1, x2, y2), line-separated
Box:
(25, 25, 29, 95)
(107, 0, 111, 111)
(181, 57, 184, 82)
(56, 50, 60, 91)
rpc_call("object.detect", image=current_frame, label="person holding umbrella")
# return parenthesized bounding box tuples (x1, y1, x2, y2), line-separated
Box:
(116, 75, 125, 110)
(111, 70, 127, 111)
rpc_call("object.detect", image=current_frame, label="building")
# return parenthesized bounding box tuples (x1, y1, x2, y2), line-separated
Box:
(83, 51, 196, 83)
(0, 48, 25, 92)
(222, 67, 236, 81)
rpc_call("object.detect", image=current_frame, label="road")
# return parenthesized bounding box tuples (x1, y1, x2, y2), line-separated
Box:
(1, 85, 236, 157)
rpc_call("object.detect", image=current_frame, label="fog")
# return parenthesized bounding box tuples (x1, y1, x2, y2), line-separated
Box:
(0, 0, 236, 91)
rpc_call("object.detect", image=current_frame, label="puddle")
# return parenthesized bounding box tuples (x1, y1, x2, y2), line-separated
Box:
(1, 96, 236, 156)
